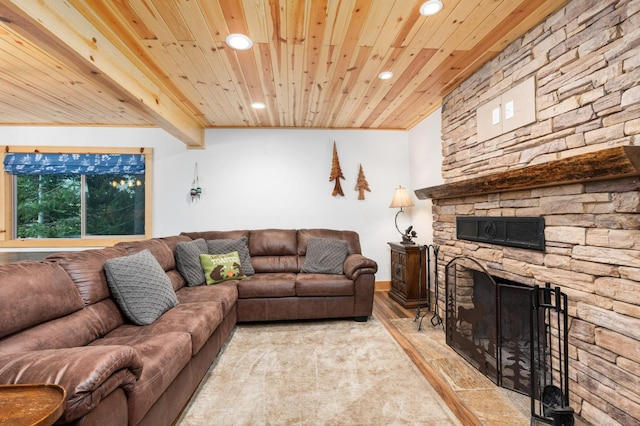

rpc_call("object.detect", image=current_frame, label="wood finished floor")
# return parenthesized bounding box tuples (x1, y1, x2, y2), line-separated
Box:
(373, 290, 530, 426)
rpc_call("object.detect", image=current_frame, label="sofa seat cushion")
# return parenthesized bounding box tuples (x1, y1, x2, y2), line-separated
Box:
(176, 282, 237, 315)
(102, 302, 223, 355)
(295, 274, 354, 297)
(237, 273, 297, 298)
(90, 332, 192, 426)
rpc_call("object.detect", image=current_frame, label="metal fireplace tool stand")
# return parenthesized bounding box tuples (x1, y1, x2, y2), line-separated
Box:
(414, 244, 442, 331)
(531, 284, 575, 426)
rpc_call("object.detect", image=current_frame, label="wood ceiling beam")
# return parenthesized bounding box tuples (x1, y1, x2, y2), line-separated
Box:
(0, 0, 204, 148)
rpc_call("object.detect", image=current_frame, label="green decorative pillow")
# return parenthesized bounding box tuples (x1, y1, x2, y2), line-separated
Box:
(104, 249, 179, 325)
(301, 238, 348, 274)
(200, 251, 246, 285)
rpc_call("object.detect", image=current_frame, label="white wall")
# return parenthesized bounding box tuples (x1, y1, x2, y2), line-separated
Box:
(2, 125, 437, 279)
(2, 116, 443, 279)
(161, 128, 413, 279)
(407, 109, 444, 246)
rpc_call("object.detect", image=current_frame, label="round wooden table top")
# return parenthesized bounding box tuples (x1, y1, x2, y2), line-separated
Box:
(0, 384, 66, 426)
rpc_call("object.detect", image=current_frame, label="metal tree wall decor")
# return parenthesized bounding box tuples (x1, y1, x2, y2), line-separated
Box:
(329, 141, 345, 196)
(355, 164, 371, 200)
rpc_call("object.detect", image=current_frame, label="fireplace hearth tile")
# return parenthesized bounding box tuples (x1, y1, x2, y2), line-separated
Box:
(388, 318, 453, 359)
(457, 389, 529, 425)
(386, 315, 531, 424)
(429, 357, 495, 391)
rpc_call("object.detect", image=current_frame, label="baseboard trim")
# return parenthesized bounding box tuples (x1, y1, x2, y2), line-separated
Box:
(375, 281, 391, 291)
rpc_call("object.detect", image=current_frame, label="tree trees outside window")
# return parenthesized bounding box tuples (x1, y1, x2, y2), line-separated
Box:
(17, 174, 81, 238)
(86, 174, 145, 236)
(16, 173, 145, 239)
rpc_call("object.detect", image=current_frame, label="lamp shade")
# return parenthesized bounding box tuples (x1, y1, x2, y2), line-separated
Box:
(389, 186, 415, 208)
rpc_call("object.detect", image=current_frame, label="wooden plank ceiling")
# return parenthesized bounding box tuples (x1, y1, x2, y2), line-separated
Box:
(0, 0, 569, 146)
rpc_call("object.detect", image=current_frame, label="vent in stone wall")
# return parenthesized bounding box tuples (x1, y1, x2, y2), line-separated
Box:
(456, 216, 545, 251)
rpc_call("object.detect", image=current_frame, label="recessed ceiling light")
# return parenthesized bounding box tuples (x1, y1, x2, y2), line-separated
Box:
(226, 33, 253, 50)
(378, 71, 394, 80)
(251, 102, 266, 109)
(420, 0, 443, 16)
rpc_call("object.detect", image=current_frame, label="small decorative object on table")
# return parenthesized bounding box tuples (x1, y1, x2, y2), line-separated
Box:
(402, 225, 417, 244)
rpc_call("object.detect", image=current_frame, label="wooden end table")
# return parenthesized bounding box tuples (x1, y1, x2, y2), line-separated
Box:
(388, 242, 428, 308)
(0, 384, 66, 426)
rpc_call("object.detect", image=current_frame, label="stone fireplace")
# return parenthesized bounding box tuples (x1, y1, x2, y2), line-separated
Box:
(416, 1, 640, 425)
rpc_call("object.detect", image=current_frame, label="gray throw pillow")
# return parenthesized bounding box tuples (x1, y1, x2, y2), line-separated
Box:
(175, 238, 208, 286)
(301, 238, 348, 274)
(104, 249, 179, 325)
(206, 237, 255, 276)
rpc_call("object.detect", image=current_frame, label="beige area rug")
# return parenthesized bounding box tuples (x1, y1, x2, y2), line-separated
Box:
(177, 316, 461, 426)
(387, 317, 530, 426)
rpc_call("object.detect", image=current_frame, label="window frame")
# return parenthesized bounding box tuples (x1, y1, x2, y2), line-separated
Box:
(1, 146, 153, 248)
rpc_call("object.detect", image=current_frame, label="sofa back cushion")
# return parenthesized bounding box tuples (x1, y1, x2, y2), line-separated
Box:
(181, 230, 250, 241)
(0, 260, 84, 339)
(297, 229, 362, 257)
(161, 235, 193, 288)
(116, 238, 186, 291)
(249, 229, 299, 273)
(159, 235, 192, 253)
(48, 247, 128, 305)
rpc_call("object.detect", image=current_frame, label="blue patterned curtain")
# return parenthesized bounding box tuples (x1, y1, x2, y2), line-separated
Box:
(3, 153, 145, 175)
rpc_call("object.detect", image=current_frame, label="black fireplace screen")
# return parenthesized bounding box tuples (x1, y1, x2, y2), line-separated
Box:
(444, 256, 573, 424)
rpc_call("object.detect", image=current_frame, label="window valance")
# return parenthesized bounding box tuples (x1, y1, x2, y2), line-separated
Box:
(3, 153, 145, 175)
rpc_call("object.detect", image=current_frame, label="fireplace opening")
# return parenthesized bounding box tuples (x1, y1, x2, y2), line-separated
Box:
(444, 256, 573, 424)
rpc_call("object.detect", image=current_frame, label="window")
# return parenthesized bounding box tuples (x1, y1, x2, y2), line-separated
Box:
(15, 173, 145, 238)
(1, 147, 152, 248)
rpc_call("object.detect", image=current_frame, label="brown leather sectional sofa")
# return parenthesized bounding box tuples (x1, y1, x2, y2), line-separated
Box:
(0, 229, 377, 425)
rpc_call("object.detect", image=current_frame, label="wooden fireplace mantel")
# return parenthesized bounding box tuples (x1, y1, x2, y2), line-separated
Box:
(415, 146, 640, 200)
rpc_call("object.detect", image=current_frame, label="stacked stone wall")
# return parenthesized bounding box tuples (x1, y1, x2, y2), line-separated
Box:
(436, 1, 640, 424)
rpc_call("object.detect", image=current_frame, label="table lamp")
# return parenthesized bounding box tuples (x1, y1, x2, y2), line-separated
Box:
(389, 186, 417, 244)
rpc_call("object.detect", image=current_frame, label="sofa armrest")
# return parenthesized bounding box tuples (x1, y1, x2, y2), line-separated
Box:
(0, 345, 143, 423)
(344, 254, 378, 280)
